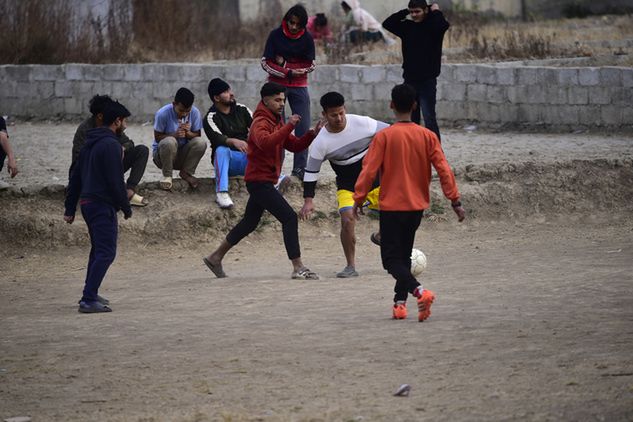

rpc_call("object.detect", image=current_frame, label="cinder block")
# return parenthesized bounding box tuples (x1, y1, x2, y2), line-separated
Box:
(64, 97, 84, 115)
(143, 65, 163, 81)
(498, 104, 518, 123)
(466, 84, 487, 102)
(227, 66, 246, 81)
(5, 65, 33, 81)
(577, 105, 601, 125)
(538, 67, 558, 85)
(454, 64, 477, 83)
(130, 81, 154, 100)
(36, 82, 55, 98)
(83, 66, 103, 81)
(578, 68, 600, 86)
(361, 66, 386, 83)
(103, 65, 125, 81)
(506, 85, 528, 104)
(386, 65, 402, 83)
(516, 104, 542, 123)
(111, 81, 132, 98)
(600, 67, 622, 86)
(373, 82, 392, 101)
(162, 65, 182, 82)
(32, 65, 63, 81)
(351, 83, 373, 101)
(441, 83, 466, 101)
(558, 106, 580, 125)
(54, 80, 73, 98)
(340, 65, 362, 83)
(124, 65, 143, 81)
(71, 81, 95, 99)
(486, 86, 506, 103)
(600, 105, 622, 125)
(588, 86, 611, 105)
(436, 100, 467, 121)
(545, 86, 567, 105)
(476, 65, 497, 84)
(313, 65, 338, 83)
(568, 86, 588, 105)
(525, 85, 546, 104)
(439, 64, 454, 83)
(1, 80, 17, 98)
(181, 65, 204, 82)
(622, 68, 633, 88)
(245, 64, 265, 82)
(496, 67, 516, 85)
(65, 64, 83, 81)
(612, 88, 633, 106)
(557, 68, 578, 86)
(517, 67, 538, 85)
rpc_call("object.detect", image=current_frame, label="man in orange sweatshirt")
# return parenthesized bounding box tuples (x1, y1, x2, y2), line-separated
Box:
(204, 82, 323, 280)
(353, 84, 465, 321)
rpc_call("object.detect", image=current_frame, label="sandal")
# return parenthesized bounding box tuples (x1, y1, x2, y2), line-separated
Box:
(160, 177, 172, 190)
(370, 232, 381, 246)
(291, 267, 320, 280)
(129, 193, 149, 207)
(203, 257, 227, 278)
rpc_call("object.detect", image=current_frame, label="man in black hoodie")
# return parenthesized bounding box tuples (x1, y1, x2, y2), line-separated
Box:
(65, 101, 133, 314)
(383, 0, 449, 141)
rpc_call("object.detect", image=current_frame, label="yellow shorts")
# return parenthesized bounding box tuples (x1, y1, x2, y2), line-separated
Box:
(337, 187, 380, 212)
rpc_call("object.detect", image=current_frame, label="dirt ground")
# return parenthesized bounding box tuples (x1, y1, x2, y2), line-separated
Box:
(1, 123, 632, 421)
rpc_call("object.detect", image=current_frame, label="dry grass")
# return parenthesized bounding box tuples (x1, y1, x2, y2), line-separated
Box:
(0, 0, 631, 66)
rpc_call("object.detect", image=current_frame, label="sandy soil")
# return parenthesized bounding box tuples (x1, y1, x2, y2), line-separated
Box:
(0, 123, 632, 421)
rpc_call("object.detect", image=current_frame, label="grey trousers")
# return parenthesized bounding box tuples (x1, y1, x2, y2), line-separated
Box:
(153, 136, 206, 177)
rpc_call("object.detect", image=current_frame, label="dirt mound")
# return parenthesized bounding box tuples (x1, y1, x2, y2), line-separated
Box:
(1, 158, 632, 248)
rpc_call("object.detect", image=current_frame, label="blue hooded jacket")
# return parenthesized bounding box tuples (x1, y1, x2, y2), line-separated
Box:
(65, 127, 131, 217)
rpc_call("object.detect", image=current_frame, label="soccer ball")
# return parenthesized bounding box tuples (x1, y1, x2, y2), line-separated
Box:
(410, 248, 427, 277)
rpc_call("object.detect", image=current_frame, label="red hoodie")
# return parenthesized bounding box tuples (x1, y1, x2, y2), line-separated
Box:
(245, 101, 316, 183)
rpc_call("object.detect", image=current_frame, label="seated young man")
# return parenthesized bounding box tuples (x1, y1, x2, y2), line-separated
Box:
(153, 87, 206, 190)
(203, 78, 290, 209)
(70, 95, 149, 206)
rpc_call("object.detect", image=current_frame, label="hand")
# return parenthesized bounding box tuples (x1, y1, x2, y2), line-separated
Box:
(124, 211, 132, 220)
(7, 158, 18, 178)
(352, 202, 364, 220)
(228, 138, 248, 153)
(64, 215, 74, 224)
(430, 3, 440, 11)
(292, 69, 307, 75)
(288, 114, 302, 126)
(313, 119, 325, 135)
(176, 127, 186, 138)
(180, 122, 191, 131)
(453, 205, 466, 222)
(299, 199, 315, 221)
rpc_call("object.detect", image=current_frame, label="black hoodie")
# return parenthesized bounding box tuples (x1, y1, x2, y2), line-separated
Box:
(65, 127, 131, 217)
(383, 9, 450, 83)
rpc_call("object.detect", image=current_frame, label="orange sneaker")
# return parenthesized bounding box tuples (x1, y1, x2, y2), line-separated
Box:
(417, 290, 435, 322)
(392, 302, 407, 320)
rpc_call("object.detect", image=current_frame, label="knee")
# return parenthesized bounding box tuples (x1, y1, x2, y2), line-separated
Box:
(281, 211, 298, 228)
(215, 146, 230, 160)
(340, 213, 355, 232)
(159, 137, 178, 152)
(136, 144, 149, 159)
(190, 137, 206, 151)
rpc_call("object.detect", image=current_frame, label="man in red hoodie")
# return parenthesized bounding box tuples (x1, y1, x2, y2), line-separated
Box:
(203, 82, 323, 280)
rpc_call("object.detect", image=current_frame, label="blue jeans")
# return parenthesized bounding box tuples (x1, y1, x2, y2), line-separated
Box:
(80, 201, 118, 302)
(214, 146, 248, 192)
(284, 87, 311, 173)
(409, 78, 441, 142)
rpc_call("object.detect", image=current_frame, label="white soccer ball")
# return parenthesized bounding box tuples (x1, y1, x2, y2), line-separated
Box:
(410, 248, 427, 277)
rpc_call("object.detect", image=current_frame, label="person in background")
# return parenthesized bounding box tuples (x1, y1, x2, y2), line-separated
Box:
(307, 13, 334, 43)
(0, 115, 18, 190)
(261, 4, 316, 180)
(153, 87, 206, 190)
(341, 0, 396, 45)
(70, 94, 149, 206)
(383, 0, 450, 141)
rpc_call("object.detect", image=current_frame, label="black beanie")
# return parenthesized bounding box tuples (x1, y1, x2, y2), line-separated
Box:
(208, 78, 230, 99)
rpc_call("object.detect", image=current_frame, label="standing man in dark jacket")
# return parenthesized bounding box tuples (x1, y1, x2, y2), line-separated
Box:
(64, 101, 133, 314)
(203, 82, 323, 281)
(383, 0, 449, 141)
(70, 94, 149, 206)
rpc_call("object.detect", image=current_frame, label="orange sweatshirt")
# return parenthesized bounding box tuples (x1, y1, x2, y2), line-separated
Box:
(353, 122, 460, 211)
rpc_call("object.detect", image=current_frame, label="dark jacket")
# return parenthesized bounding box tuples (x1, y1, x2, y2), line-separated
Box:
(65, 127, 131, 217)
(71, 116, 135, 165)
(203, 102, 253, 160)
(383, 9, 450, 83)
(245, 102, 315, 184)
(261, 23, 316, 88)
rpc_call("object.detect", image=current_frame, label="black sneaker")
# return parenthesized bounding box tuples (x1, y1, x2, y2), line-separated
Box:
(291, 168, 305, 180)
(78, 300, 112, 313)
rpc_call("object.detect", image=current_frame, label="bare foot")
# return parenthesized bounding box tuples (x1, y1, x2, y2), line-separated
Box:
(179, 170, 199, 189)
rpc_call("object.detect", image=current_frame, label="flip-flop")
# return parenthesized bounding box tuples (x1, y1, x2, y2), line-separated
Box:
(130, 193, 149, 207)
(203, 257, 227, 278)
(370, 232, 381, 246)
(160, 177, 172, 190)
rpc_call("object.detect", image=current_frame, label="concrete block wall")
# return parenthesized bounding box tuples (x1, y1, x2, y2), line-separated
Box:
(1, 62, 631, 130)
